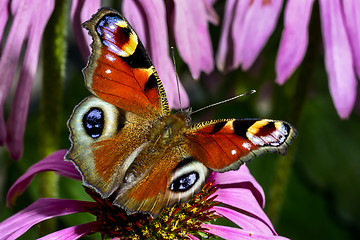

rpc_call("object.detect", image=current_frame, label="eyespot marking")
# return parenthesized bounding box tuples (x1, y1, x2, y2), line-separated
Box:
(170, 172, 199, 192)
(82, 107, 104, 139)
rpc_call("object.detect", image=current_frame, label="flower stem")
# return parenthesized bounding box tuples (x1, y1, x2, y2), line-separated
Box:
(38, 0, 68, 235)
(266, 2, 321, 224)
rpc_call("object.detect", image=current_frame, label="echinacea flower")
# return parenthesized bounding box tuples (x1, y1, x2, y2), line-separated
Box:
(2, 150, 287, 239)
(216, 0, 283, 72)
(122, 0, 189, 110)
(217, 0, 358, 119)
(0, 0, 54, 160)
(276, 0, 358, 119)
(74, 1, 218, 110)
(123, 0, 217, 81)
(1, 0, 215, 159)
(0, 0, 102, 160)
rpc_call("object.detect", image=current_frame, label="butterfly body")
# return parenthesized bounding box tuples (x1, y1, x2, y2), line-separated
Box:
(66, 7, 297, 218)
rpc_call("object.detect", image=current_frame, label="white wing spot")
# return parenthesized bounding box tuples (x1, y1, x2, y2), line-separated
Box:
(109, 44, 118, 52)
(106, 55, 115, 61)
(105, 33, 112, 39)
(231, 149, 237, 155)
(242, 142, 252, 150)
(105, 69, 111, 74)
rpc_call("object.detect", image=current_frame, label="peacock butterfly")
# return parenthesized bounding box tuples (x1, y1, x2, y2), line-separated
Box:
(66, 7, 297, 218)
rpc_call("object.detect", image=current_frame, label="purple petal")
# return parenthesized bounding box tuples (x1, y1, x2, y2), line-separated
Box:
(343, 0, 360, 78)
(38, 221, 101, 240)
(233, 0, 283, 70)
(123, 0, 189, 110)
(208, 164, 265, 208)
(275, 0, 314, 85)
(203, 0, 219, 25)
(5, 0, 54, 160)
(0, 0, 9, 41)
(187, 234, 200, 240)
(0, 198, 97, 240)
(216, 0, 237, 72)
(213, 188, 276, 235)
(202, 224, 288, 240)
(71, 0, 101, 62)
(319, 0, 357, 118)
(173, 0, 214, 79)
(0, 0, 32, 145)
(6, 150, 81, 206)
(213, 206, 273, 235)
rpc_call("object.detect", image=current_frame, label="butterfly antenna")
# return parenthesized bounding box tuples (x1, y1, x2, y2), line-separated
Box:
(171, 47, 182, 111)
(192, 90, 256, 115)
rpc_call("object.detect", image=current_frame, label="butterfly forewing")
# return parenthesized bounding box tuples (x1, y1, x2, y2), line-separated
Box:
(185, 119, 297, 172)
(83, 7, 169, 118)
(66, 7, 297, 219)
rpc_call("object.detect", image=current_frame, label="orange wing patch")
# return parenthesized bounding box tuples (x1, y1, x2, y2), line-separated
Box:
(185, 119, 296, 172)
(83, 7, 169, 118)
(113, 147, 182, 216)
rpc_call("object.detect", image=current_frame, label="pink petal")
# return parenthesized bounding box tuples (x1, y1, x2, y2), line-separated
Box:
(343, 0, 360, 78)
(208, 165, 265, 208)
(187, 234, 200, 240)
(213, 188, 276, 235)
(234, 0, 283, 70)
(123, 0, 189, 110)
(213, 206, 274, 235)
(38, 221, 101, 240)
(203, 0, 219, 25)
(202, 224, 288, 240)
(71, 0, 101, 62)
(5, 0, 54, 160)
(0, 198, 97, 240)
(0, 0, 9, 41)
(229, 0, 251, 70)
(0, 0, 31, 145)
(275, 0, 314, 85)
(6, 150, 81, 206)
(216, 0, 237, 72)
(319, 0, 357, 118)
(173, 0, 214, 79)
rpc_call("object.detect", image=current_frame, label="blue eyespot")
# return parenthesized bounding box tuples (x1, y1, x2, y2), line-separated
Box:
(82, 108, 104, 139)
(170, 172, 199, 192)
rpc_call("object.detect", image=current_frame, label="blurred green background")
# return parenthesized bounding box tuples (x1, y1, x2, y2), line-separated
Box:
(1, 1, 359, 239)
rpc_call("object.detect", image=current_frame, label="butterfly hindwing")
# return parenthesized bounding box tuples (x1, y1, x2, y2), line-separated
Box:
(185, 119, 297, 172)
(66, 96, 152, 198)
(67, 97, 210, 217)
(113, 145, 210, 217)
(66, 7, 297, 219)
(83, 7, 169, 118)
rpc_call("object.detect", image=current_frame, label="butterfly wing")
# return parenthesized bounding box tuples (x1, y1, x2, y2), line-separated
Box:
(113, 144, 210, 217)
(67, 99, 210, 217)
(67, 7, 298, 219)
(66, 8, 170, 203)
(185, 119, 297, 172)
(67, 96, 152, 198)
(82, 7, 169, 118)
